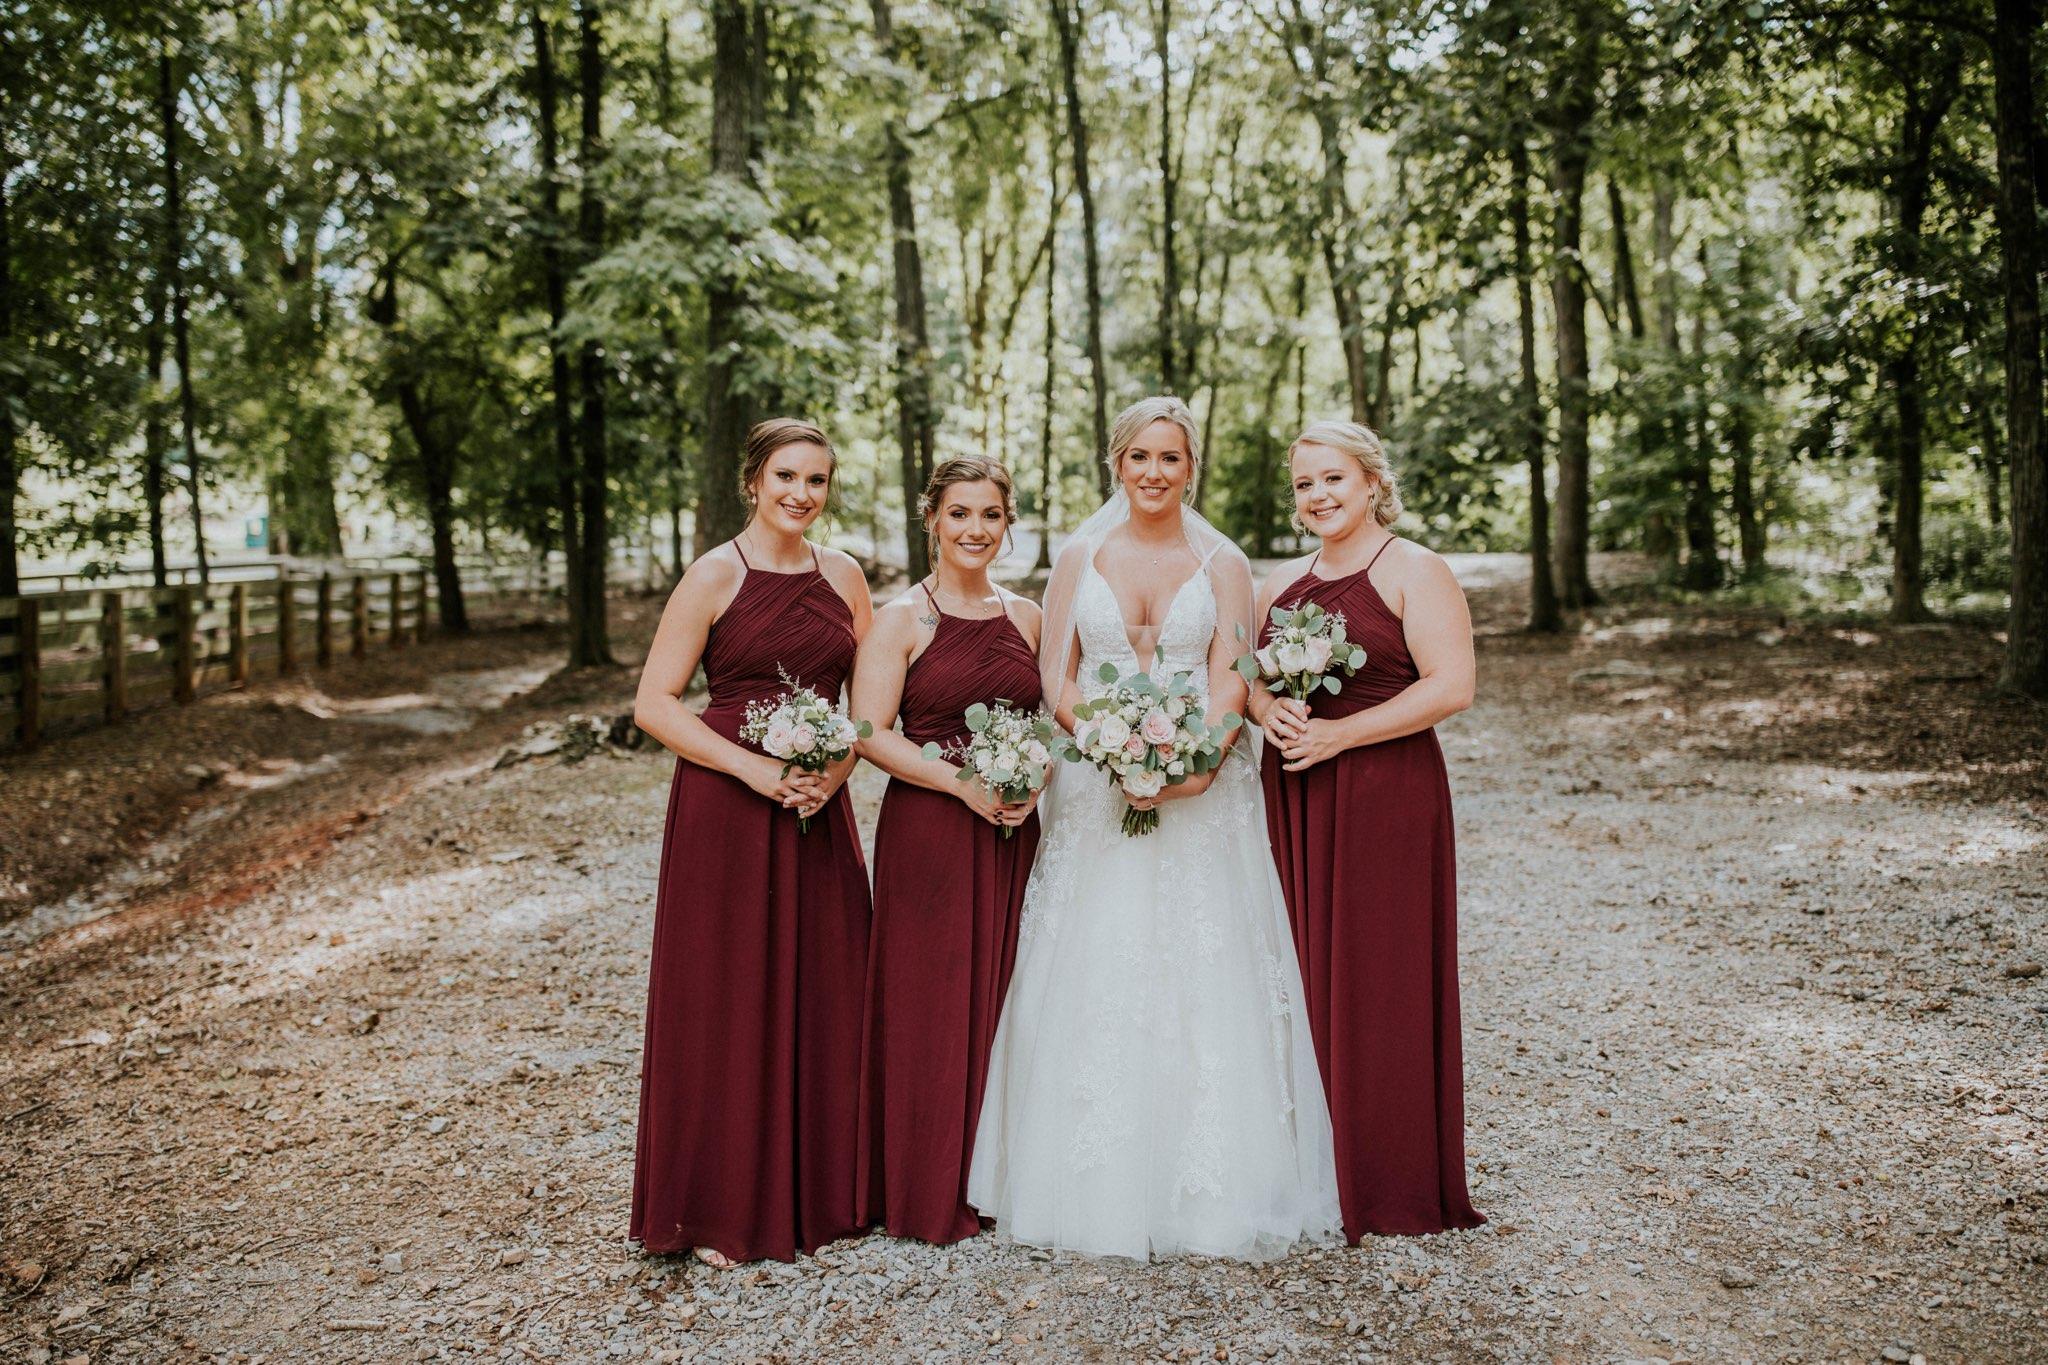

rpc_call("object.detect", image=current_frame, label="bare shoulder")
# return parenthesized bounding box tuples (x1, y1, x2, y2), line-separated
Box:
(671, 543, 743, 607)
(865, 592, 923, 648)
(1001, 590, 1043, 628)
(816, 546, 872, 600)
(1391, 538, 1462, 592)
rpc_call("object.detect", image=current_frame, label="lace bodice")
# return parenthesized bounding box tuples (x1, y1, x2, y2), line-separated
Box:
(1074, 558, 1217, 701)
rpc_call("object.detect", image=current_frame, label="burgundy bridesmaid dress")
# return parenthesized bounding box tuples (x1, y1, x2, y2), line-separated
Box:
(631, 542, 872, 1262)
(1259, 537, 1485, 1239)
(857, 588, 1041, 1245)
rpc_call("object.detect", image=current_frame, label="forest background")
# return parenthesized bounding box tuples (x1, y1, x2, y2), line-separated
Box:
(6, 0, 2044, 695)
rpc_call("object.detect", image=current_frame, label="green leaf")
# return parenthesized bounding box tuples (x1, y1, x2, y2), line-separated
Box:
(965, 703, 990, 732)
(1098, 661, 1120, 683)
(855, 720, 874, 739)
(1269, 605, 1291, 627)
(1323, 675, 1340, 694)
(920, 741, 943, 761)
(1234, 654, 1260, 681)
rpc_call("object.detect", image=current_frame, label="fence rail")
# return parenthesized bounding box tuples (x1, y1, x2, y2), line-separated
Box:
(0, 549, 657, 751)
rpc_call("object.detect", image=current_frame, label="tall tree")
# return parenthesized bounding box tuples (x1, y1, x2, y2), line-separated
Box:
(1049, 0, 1110, 494)
(1511, 132, 1561, 633)
(698, 0, 757, 551)
(1036, 90, 1061, 573)
(159, 42, 207, 585)
(1994, 0, 2047, 696)
(1545, 0, 1602, 608)
(871, 0, 936, 580)
(571, 0, 613, 665)
(0, 99, 15, 599)
(1155, 0, 1181, 396)
(531, 10, 583, 619)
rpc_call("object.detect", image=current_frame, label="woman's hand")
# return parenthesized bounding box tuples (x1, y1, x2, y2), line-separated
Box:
(744, 755, 826, 810)
(794, 758, 855, 821)
(1279, 718, 1346, 772)
(958, 775, 1040, 829)
(1260, 696, 1310, 749)
(1127, 767, 1216, 812)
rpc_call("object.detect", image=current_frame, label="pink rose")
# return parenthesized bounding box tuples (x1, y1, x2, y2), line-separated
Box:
(762, 720, 796, 757)
(1123, 734, 1147, 758)
(789, 722, 818, 755)
(1139, 709, 1177, 746)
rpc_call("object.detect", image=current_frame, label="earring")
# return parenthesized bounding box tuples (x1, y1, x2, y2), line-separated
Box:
(1289, 512, 1307, 535)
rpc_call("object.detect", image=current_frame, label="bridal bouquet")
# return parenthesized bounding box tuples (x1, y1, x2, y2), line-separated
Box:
(1236, 602, 1367, 701)
(739, 671, 871, 832)
(1063, 661, 1240, 837)
(920, 701, 1056, 839)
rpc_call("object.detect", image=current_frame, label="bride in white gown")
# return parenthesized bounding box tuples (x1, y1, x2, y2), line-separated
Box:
(967, 397, 1341, 1261)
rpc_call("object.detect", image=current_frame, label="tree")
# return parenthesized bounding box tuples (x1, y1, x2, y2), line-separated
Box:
(1993, 0, 2047, 696)
(159, 41, 207, 584)
(1544, 0, 1602, 609)
(571, 0, 613, 666)
(698, 0, 758, 551)
(871, 0, 937, 581)
(1049, 0, 1110, 494)
(531, 9, 583, 619)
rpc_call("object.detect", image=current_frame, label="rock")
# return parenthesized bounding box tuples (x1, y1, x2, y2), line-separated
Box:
(425, 1116, 450, 1135)
(2004, 962, 2042, 980)
(1718, 1266, 1756, 1289)
(382, 1252, 404, 1275)
(499, 1248, 528, 1267)
(1880, 1346, 1912, 1363)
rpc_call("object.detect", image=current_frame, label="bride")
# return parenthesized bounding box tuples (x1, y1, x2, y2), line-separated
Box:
(967, 397, 1341, 1260)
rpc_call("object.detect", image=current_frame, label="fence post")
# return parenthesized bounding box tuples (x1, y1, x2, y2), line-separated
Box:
(230, 582, 249, 686)
(173, 587, 196, 703)
(102, 590, 126, 721)
(416, 571, 430, 640)
(351, 576, 369, 657)
(317, 573, 334, 667)
(389, 573, 405, 649)
(17, 599, 41, 747)
(277, 574, 295, 675)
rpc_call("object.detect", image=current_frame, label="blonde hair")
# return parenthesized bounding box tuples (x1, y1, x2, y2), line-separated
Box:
(1289, 420, 1403, 527)
(740, 417, 836, 499)
(1107, 396, 1202, 500)
(918, 456, 1018, 564)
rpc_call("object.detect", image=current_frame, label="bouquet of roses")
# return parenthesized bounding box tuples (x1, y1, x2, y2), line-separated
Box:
(1236, 602, 1367, 701)
(1062, 660, 1241, 837)
(920, 700, 1056, 839)
(739, 669, 871, 832)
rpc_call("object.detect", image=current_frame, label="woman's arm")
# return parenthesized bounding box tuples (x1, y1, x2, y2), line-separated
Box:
(1279, 549, 1475, 771)
(633, 555, 822, 808)
(1245, 558, 1312, 736)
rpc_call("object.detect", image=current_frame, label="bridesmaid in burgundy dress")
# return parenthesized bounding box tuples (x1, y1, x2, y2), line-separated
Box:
(630, 418, 875, 1265)
(1250, 419, 1485, 1239)
(850, 457, 1044, 1244)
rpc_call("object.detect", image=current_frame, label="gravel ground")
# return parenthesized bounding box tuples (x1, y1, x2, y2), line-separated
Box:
(2, 556, 2043, 1364)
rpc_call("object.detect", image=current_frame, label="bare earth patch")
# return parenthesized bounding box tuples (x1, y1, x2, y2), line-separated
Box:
(1, 555, 2042, 1363)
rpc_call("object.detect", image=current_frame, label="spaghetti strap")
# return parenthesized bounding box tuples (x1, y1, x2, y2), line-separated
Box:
(734, 538, 752, 570)
(1365, 536, 1398, 574)
(808, 543, 822, 572)
(1306, 549, 1323, 576)
(920, 580, 942, 618)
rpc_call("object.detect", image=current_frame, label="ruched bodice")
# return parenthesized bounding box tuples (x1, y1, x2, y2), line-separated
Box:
(701, 561, 857, 745)
(900, 606, 1041, 750)
(1262, 562, 1415, 717)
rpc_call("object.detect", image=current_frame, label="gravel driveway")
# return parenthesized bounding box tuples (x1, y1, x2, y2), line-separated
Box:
(2, 558, 2042, 1363)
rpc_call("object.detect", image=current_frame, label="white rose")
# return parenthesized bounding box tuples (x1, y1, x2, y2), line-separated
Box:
(973, 748, 995, 773)
(762, 720, 796, 757)
(1303, 635, 1334, 672)
(1273, 641, 1311, 675)
(1165, 697, 1187, 720)
(1024, 740, 1049, 766)
(832, 714, 860, 747)
(1255, 645, 1279, 676)
(1121, 767, 1166, 800)
(1166, 759, 1186, 777)
(789, 722, 818, 755)
(1096, 714, 1132, 749)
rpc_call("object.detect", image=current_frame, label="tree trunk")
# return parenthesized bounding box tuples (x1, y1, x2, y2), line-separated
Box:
(872, 0, 937, 581)
(145, 276, 168, 586)
(0, 133, 14, 599)
(531, 11, 584, 621)
(1886, 62, 1960, 624)
(1511, 136, 1562, 633)
(1995, 0, 2047, 696)
(572, 0, 613, 665)
(699, 0, 757, 552)
(1682, 239, 1721, 590)
(1155, 0, 1180, 395)
(1049, 0, 1111, 493)
(1546, 9, 1599, 608)
(161, 45, 209, 584)
(656, 21, 687, 583)
(1606, 175, 1645, 341)
(1036, 96, 1061, 573)
(1728, 222, 1765, 578)
(368, 267, 471, 635)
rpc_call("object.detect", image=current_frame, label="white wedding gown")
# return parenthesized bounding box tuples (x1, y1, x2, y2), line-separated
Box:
(966, 556, 1342, 1261)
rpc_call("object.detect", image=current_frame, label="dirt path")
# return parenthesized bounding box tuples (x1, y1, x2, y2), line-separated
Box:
(2, 557, 2043, 1364)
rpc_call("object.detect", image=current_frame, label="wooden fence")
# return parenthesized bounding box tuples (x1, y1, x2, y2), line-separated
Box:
(0, 552, 651, 751)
